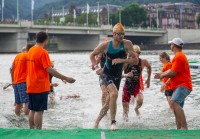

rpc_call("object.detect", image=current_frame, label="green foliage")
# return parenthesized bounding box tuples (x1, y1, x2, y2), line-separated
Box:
(76, 13, 97, 25)
(110, 3, 147, 27)
(197, 13, 200, 28)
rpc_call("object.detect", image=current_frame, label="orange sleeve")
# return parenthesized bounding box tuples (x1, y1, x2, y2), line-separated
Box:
(171, 56, 183, 73)
(39, 51, 51, 70)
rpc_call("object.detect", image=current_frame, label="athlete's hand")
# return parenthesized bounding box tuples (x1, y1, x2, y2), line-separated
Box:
(127, 71, 133, 78)
(112, 58, 122, 65)
(95, 67, 102, 75)
(145, 79, 150, 88)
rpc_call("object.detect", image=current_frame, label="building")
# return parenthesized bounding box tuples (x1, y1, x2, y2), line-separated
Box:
(50, 4, 121, 25)
(142, 2, 200, 29)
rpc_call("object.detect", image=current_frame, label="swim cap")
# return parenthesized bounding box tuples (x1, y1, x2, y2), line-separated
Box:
(133, 45, 141, 52)
(113, 23, 125, 33)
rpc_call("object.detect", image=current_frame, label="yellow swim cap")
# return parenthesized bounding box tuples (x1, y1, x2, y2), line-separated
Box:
(133, 45, 141, 52)
(113, 23, 125, 33)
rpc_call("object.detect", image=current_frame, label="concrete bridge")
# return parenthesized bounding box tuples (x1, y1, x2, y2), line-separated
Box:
(0, 21, 199, 52)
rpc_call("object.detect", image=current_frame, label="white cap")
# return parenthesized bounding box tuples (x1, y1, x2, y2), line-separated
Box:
(168, 38, 184, 47)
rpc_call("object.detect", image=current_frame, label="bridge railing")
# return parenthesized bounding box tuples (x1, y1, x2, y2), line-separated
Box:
(0, 20, 165, 31)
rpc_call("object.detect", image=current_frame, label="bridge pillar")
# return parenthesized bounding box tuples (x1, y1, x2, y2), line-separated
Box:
(16, 32, 28, 52)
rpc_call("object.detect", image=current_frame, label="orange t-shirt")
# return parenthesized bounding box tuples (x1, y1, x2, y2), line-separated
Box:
(170, 52, 192, 91)
(161, 62, 172, 90)
(12, 52, 28, 84)
(26, 46, 52, 93)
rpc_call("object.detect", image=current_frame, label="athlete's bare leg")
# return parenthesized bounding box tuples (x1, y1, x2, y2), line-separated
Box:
(122, 102, 129, 121)
(107, 83, 118, 130)
(94, 93, 110, 128)
(101, 84, 108, 107)
(134, 93, 143, 116)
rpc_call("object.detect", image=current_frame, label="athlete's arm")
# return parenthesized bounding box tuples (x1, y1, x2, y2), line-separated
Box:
(126, 40, 138, 65)
(142, 59, 151, 88)
(112, 40, 138, 65)
(46, 67, 75, 83)
(90, 42, 107, 70)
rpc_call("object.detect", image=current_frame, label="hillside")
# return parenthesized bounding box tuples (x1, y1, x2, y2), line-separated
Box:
(2, 0, 200, 20)
(2, 0, 58, 20)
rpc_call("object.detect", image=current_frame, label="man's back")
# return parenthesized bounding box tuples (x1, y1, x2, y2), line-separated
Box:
(171, 52, 192, 91)
(27, 46, 51, 93)
(13, 52, 27, 84)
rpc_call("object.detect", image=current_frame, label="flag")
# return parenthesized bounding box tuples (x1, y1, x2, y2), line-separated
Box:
(2, 0, 4, 8)
(31, 0, 34, 10)
(86, 3, 90, 14)
(73, 9, 76, 19)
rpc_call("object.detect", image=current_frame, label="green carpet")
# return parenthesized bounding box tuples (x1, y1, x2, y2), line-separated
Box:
(1, 128, 200, 139)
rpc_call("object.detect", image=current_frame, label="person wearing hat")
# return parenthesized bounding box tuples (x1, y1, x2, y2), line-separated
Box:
(90, 23, 138, 130)
(154, 37, 192, 130)
(122, 45, 151, 120)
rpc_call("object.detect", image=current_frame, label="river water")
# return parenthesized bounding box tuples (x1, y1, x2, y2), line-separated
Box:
(0, 50, 200, 130)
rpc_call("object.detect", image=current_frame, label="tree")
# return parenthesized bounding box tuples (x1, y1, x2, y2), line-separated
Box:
(121, 3, 147, 27)
(76, 13, 97, 26)
(197, 13, 200, 29)
(66, 14, 73, 24)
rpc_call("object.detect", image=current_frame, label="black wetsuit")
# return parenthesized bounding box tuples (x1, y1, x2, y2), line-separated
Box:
(124, 58, 142, 94)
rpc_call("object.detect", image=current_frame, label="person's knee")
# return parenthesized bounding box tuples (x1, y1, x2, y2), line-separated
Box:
(110, 92, 118, 99)
(170, 100, 176, 107)
(136, 94, 143, 103)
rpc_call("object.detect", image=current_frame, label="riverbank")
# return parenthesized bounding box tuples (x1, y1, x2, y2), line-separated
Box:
(1, 128, 200, 139)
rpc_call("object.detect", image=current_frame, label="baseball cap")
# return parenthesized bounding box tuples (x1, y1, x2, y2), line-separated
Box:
(168, 38, 184, 47)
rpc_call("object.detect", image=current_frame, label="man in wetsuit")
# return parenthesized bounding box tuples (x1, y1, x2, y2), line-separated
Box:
(90, 23, 138, 130)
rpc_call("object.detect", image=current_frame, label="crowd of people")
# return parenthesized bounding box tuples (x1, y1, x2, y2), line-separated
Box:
(3, 22, 192, 131)
(90, 23, 192, 131)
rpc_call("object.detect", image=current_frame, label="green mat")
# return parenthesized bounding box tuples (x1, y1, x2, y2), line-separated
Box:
(1, 128, 200, 139)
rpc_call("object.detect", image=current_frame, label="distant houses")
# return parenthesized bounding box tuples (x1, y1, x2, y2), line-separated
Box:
(50, 2, 200, 29)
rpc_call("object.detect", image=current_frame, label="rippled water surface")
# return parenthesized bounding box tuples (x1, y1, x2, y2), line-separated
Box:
(0, 50, 200, 130)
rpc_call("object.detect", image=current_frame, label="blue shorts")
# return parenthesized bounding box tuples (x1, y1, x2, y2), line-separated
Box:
(13, 82, 29, 104)
(28, 92, 49, 112)
(171, 86, 191, 108)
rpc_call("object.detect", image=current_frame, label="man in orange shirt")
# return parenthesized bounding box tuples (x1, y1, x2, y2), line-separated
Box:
(27, 31, 75, 129)
(154, 38, 192, 130)
(11, 44, 34, 116)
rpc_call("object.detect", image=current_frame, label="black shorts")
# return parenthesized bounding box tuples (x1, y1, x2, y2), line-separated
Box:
(28, 92, 49, 112)
(165, 90, 173, 96)
(101, 73, 121, 91)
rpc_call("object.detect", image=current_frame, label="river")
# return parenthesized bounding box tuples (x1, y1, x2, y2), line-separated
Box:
(0, 50, 200, 130)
